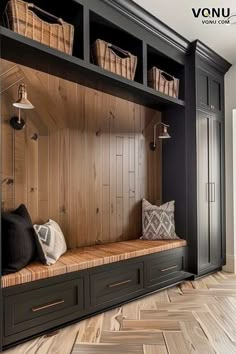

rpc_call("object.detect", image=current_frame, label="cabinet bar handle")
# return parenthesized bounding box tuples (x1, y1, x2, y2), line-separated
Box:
(206, 183, 209, 202)
(32, 299, 65, 312)
(161, 265, 178, 272)
(212, 182, 216, 202)
(108, 279, 132, 288)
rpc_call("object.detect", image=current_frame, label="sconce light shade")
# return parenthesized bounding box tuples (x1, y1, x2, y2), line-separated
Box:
(13, 84, 34, 110)
(10, 84, 34, 130)
(158, 125, 171, 139)
(150, 122, 171, 151)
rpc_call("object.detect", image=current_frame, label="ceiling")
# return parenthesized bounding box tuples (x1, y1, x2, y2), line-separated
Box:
(133, 0, 236, 64)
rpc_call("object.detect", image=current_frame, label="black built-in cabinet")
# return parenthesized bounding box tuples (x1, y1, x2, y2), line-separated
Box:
(186, 42, 230, 276)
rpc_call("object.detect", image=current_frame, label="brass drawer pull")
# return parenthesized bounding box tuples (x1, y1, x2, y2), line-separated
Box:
(108, 279, 132, 288)
(32, 300, 65, 312)
(161, 265, 178, 272)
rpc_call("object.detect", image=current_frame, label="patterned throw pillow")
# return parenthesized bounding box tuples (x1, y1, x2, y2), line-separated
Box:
(141, 199, 179, 240)
(33, 220, 67, 265)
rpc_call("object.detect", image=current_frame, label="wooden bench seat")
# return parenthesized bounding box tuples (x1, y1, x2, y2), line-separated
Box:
(2, 239, 187, 288)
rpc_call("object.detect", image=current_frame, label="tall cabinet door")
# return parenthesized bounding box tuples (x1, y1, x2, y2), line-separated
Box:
(209, 117, 223, 266)
(197, 111, 223, 273)
(197, 111, 211, 272)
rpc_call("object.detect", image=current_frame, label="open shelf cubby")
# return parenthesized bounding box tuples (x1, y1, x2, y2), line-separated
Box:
(89, 11, 144, 84)
(147, 45, 185, 101)
(0, 0, 84, 60)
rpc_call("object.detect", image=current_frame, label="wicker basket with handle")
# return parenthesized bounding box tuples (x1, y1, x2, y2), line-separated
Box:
(148, 67, 179, 98)
(91, 39, 138, 81)
(3, 0, 74, 55)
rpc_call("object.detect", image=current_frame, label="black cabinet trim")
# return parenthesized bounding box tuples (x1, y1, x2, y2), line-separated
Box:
(193, 40, 231, 74)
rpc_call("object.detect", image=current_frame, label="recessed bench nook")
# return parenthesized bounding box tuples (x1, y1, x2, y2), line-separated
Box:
(0, 0, 231, 350)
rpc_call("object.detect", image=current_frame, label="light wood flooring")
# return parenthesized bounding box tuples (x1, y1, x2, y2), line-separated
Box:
(5, 271, 236, 354)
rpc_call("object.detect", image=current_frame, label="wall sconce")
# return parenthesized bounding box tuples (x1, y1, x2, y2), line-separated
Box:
(150, 122, 171, 151)
(10, 84, 34, 130)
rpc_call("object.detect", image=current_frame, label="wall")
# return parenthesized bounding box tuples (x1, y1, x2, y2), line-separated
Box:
(224, 64, 236, 272)
(1, 59, 162, 248)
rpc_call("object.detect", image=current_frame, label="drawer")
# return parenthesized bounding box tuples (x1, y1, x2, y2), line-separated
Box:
(90, 262, 144, 308)
(4, 278, 84, 337)
(146, 249, 185, 287)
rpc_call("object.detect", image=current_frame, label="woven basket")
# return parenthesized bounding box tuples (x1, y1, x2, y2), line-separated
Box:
(148, 67, 179, 98)
(91, 39, 138, 81)
(4, 0, 74, 55)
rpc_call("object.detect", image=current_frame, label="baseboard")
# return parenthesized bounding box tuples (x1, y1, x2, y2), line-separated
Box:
(223, 254, 236, 273)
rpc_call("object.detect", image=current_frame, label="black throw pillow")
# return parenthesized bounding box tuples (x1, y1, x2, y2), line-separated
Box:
(2, 204, 37, 275)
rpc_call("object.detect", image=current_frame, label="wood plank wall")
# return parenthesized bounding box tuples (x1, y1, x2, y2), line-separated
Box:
(1, 59, 162, 248)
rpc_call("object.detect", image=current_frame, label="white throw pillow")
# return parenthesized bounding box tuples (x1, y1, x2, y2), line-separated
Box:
(34, 219, 67, 265)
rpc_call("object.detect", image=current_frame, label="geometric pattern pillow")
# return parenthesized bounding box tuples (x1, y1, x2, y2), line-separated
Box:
(33, 219, 67, 265)
(141, 199, 179, 240)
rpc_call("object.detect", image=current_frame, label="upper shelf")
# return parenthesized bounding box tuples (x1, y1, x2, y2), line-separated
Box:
(0, 0, 186, 111)
(0, 27, 185, 110)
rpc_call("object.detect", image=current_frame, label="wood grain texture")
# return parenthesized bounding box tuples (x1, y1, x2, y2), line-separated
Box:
(179, 320, 215, 354)
(164, 332, 189, 354)
(1, 239, 186, 287)
(100, 331, 165, 345)
(121, 319, 181, 331)
(194, 311, 236, 353)
(1, 59, 162, 248)
(6, 271, 236, 354)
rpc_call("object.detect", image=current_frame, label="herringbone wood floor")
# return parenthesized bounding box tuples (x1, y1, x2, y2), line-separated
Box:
(5, 271, 236, 354)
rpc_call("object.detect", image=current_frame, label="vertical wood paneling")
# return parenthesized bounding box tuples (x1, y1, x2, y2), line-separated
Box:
(69, 86, 87, 248)
(1, 94, 14, 211)
(1, 119, 14, 211)
(14, 129, 27, 208)
(102, 185, 110, 242)
(26, 120, 39, 222)
(59, 128, 70, 242)
(1, 60, 162, 248)
(49, 131, 60, 223)
(109, 103, 117, 241)
(116, 155, 123, 198)
(38, 135, 49, 223)
(101, 94, 111, 244)
(85, 89, 103, 245)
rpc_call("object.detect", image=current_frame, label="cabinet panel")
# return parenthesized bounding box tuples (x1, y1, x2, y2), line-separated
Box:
(90, 262, 144, 308)
(4, 278, 84, 338)
(197, 69, 210, 110)
(210, 79, 221, 112)
(146, 249, 185, 288)
(209, 118, 223, 265)
(197, 112, 211, 271)
(197, 68, 223, 113)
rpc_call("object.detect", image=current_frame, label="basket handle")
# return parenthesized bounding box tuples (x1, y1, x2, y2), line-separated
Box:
(160, 71, 175, 81)
(27, 3, 64, 24)
(108, 43, 132, 58)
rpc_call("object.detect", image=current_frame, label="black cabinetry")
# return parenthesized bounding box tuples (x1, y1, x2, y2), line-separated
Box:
(186, 41, 230, 276)
(197, 68, 223, 113)
(197, 110, 224, 274)
(2, 248, 189, 350)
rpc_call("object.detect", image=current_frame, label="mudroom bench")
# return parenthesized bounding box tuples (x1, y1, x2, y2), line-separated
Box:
(2, 239, 190, 349)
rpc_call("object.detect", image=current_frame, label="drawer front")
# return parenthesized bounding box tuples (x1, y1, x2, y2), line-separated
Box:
(4, 278, 84, 337)
(90, 262, 144, 308)
(146, 250, 185, 287)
